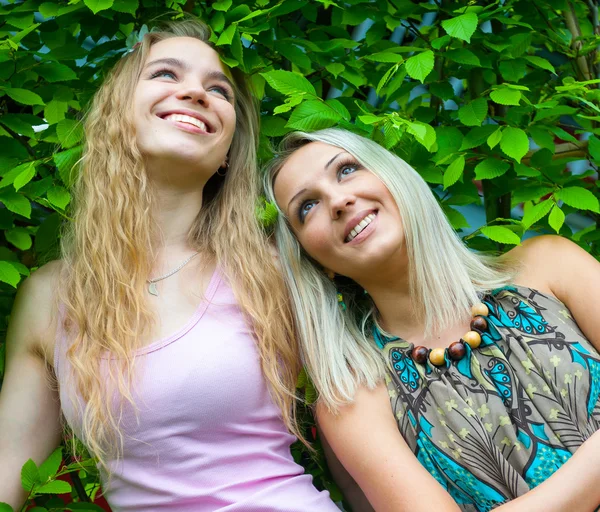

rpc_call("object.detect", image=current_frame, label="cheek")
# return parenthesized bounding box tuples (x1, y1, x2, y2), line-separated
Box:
(300, 226, 335, 262)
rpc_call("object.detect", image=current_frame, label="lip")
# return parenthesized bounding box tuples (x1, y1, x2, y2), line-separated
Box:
(343, 209, 377, 243)
(156, 108, 214, 133)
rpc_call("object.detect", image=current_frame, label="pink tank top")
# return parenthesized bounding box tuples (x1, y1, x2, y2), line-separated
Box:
(54, 269, 339, 512)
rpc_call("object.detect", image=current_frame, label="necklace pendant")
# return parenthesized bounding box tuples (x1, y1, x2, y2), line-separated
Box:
(148, 282, 159, 296)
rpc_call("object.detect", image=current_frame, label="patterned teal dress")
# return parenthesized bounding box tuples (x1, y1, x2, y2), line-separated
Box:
(375, 286, 600, 511)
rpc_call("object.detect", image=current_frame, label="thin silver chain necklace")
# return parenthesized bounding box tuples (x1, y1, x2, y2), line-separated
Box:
(147, 252, 199, 296)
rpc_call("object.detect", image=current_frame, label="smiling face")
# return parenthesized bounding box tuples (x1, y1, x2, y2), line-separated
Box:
(132, 37, 236, 181)
(273, 141, 406, 284)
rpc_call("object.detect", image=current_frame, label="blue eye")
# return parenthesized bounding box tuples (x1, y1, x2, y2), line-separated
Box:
(337, 164, 358, 178)
(150, 68, 177, 80)
(208, 85, 232, 101)
(298, 200, 317, 223)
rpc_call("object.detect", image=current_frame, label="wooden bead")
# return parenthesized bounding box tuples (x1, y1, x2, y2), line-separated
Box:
(471, 303, 489, 317)
(429, 347, 446, 366)
(470, 315, 488, 332)
(448, 341, 466, 361)
(462, 331, 481, 349)
(412, 346, 429, 364)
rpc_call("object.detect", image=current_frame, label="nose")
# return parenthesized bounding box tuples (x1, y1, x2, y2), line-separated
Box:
(329, 190, 355, 219)
(176, 82, 210, 107)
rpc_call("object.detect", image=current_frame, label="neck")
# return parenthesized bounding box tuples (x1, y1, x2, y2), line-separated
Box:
(357, 254, 424, 338)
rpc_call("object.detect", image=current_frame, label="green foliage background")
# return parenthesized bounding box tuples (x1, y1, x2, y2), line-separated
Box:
(0, 0, 599, 509)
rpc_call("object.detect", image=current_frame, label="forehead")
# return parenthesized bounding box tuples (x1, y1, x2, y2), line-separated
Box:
(274, 141, 342, 199)
(146, 37, 225, 71)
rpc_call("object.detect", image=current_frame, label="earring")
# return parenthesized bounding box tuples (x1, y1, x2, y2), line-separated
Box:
(217, 160, 228, 177)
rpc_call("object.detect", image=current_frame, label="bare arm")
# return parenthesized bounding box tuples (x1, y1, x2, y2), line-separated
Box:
(317, 384, 461, 512)
(318, 425, 375, 512)
(0, 262, 63, 509)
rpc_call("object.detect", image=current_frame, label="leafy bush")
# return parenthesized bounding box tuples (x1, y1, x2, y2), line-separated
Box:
(0, 0, 598, 509)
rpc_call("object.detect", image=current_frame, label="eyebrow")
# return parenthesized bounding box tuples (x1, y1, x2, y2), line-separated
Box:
(285, 151, 347, 214)
(144, 58, 235, 90)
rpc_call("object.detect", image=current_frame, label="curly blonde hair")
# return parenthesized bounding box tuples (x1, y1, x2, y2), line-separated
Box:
(60, 19, 302, 471)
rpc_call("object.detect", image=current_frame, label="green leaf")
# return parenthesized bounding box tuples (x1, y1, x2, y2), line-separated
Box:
(445, 48, 480, 67)
(53, 145, 82, 187)
(556, 187, 600, 213)
(474, 158, 510, 180)
(261, 116, 288, 137)
(460, 125, 498, 150)
(216, 24, 237, 46)
(35, 213, 62, 255)
(256, 199, 278, 228)
(522, 199, 553, 229)
(37, 480, 72, 494)
(498, 59, 527, 82)
(524, 56, 555, 73)
(487, 128, 503, 149)
(406, 122, 436, 151)
(13, 162, 36, 191)
(57, 119, 83, 149)
(44, 100, 69, 125)
(490, 88, 521, 106)
(39, 2, 59, 16)
(325, 99, 350, 121)
(0, 191, 31, 218)
(260, 70, 316, 96)
(588, 135, 600, 163)
(443, 155, 465, 189)
(514, 163, 540, 177)
(458, 98, 488, 127)
(47, 186, 71, 210)
(429, 81, 455, 100)
(364, 52, 403, 63)
(6, 228, 32, 251)
(325, 63, 345, 78)
(529, 126, 556, 152)
(434, 126, 463, 159)
(83, 0, 113, 14)
(4, 89, 44, 106)
(0, 114, 40, 139)
(431, 35, 451, 50)
(112, 0, 138, 14)
(404, 50, 434, 84)
(441, 12, 478, 43)
(21, 459, 40, 491)
(0, 261, 21, 288)
(548, 205, 565, 233)
(500, 127, 529, 163)
(376, 63, 400, 95)
(213, 0, 232, 10)
(286, 100, 341, 131)
(36, 63, 77, 83)
(547, 126, 578, 144)
(10, 23, 41, 45)
(481, 226, 521, 245)
(443, 205, 469, 229)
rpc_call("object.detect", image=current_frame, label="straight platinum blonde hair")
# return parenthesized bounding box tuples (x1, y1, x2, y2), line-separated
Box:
(264, 128, 514, 412)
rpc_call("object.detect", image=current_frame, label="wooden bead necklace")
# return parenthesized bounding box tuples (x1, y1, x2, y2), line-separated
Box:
(411, 302, 490, 367)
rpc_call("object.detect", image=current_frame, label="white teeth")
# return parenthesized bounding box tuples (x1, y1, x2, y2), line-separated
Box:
(164, 113, 207, 131)
(346, 213, 376, 242)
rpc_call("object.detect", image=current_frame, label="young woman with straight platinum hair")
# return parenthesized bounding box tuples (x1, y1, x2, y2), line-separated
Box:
(0, 20, 338, 512)
(266, 128, 600, 512)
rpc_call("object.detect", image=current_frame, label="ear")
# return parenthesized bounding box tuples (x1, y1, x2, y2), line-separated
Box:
(324, 268, 336, 280)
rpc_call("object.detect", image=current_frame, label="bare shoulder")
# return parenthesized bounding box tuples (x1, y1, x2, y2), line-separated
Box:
(508, 235, 599, 298)
(7, 260, 64, 364)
